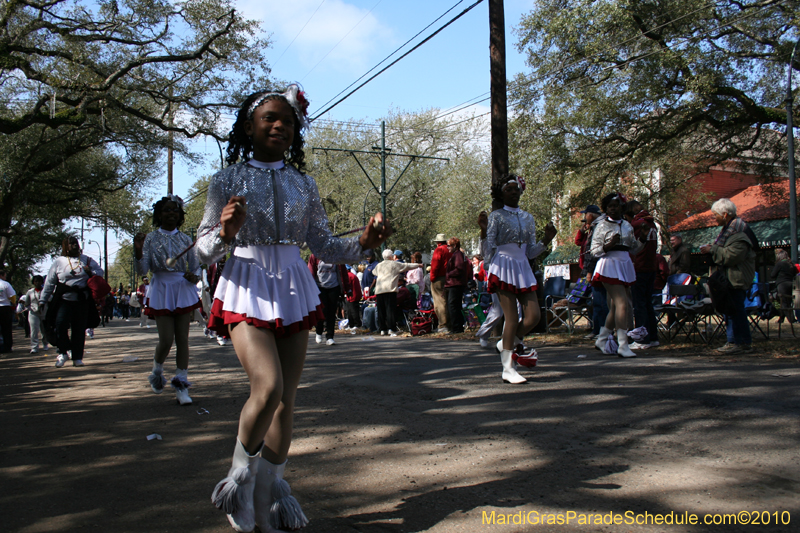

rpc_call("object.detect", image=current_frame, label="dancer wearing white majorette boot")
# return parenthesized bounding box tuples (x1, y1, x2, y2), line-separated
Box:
(484, 176, 556, 384)
(197, 85, 391, 532)
(134, 196, 203, 405)
(589, 193, 645, 358)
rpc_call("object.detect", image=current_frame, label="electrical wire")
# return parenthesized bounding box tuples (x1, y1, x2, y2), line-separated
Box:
(300, 0, 384, 82)
(271, 0, 328, 69)
(309, 0, 485, 121)
(312, 0, 468, 115)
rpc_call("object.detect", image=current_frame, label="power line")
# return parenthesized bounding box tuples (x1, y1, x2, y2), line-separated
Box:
(271, 0, 328, 69)
(300, 0, 384, 82)
(309, 0, 485, 121)
(312, 0, 469, 115)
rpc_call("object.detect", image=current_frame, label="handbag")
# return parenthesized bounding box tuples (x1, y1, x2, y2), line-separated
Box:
(707, 269, 737, 316)
(567, 278, 592, 305)
(411, 315, 433, 336)
(87, 275, 112, 301)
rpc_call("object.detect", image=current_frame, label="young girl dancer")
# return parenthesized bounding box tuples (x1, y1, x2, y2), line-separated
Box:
(198, 85, 390, 532)
(590, 192, 643, 358)
(484, 176, 555, 384)
(134, 196, 202, 405)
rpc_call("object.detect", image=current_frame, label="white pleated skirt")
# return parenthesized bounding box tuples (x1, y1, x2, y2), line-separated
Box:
(145, 271, 203, 316)
(592, 250, 636, 286)
(487, 243, 537, 294)
(208, 245, 323, 337)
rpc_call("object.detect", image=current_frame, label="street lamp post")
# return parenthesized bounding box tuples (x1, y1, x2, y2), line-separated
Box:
(87, 240, 102, 268)
(786, 39, 799, 263)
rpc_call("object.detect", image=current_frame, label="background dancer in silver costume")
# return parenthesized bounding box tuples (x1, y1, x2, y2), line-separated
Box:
(134, 196, 202, 405)
(484, 177, 556, 384)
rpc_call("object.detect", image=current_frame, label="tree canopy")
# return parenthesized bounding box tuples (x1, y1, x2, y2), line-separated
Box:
(511, 0, 799, 213)
(1, 0, 274, 276)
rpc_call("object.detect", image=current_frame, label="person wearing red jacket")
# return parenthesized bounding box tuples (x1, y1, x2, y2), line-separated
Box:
(345, 270, 363, 331)
(625, 200, 659, 349)
(575, 205, 601, 271)
(430, 233, 452, 333)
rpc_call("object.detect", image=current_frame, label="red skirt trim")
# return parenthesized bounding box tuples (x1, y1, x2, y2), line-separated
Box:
(207, 299, 325, 339)
(144, 300, 202, 318)
(487, 273, 537, 295)
(592, 273, 635, 288)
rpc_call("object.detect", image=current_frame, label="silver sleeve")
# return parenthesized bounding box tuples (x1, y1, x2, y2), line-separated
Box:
(484, 212, 499, 265)
(590, 223, 607, 257)
(196, 173, 231, 265)
(135, 234, 152, 275)
(304, 177, 364, 264)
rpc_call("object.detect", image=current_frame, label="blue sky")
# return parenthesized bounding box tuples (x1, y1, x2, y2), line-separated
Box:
(70, 0, 537, 270)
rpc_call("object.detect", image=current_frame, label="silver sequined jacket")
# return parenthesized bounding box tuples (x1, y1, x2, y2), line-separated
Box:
(136, 230, 200, 275)
(196, 163, 364, 265)
(484, 208, 545, 265)
(589, 218, 644, 257)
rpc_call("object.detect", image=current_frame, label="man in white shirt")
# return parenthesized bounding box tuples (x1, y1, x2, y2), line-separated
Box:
(0, 269, 18, 353)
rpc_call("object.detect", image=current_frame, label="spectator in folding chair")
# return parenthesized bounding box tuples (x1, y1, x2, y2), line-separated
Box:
(699, 198, 757, 354)
(625, 200, 660, 349)
(771, 248, 797, 327)
(668, 233, 692, 276)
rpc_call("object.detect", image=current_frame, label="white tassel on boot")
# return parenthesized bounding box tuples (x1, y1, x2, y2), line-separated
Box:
(268, 460, 309, 531)
(616, 329, 637, 358)
(254, 457, 307, 533)
(500, 349, 527, 384)
(211, 439, 263, 532)
(595, 326, 613, 353)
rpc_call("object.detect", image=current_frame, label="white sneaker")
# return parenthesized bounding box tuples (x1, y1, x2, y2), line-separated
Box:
(315, 334, 324, 344)
(380, 330, 387, 336)
(479, 338, 490, 348)
(30, 348, 39, 354)
(55, 353, 67, 368)
(216, 337, 231, 346)
(629, 342, 651, 350)
(326, 338, 336, 346)
(73, 360, 84, 367)
(388, 330, 398, 337)
(349, 327, 358, 334)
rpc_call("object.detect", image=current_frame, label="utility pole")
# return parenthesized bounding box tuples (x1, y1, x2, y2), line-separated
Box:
(167, 89, 175, 195)
(786, 39, 799, 263)
(312, 120, 448, 250)
(489, 0, 508, 211)
(103, 217, 109, 281)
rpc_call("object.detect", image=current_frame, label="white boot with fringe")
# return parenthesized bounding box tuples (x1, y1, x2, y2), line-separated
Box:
(212, 439, 263, 532)
(253, 457, 308, 532)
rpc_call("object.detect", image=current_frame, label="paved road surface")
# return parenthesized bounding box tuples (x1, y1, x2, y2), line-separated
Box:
(1, 320, 799, 532)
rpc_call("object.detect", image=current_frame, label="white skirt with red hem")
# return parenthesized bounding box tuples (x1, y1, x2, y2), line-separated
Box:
(486, 243, 537, 295)
(207, 245, 322, 338)
(144, 271, 203, 317)
(591, 250, 636, 287)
